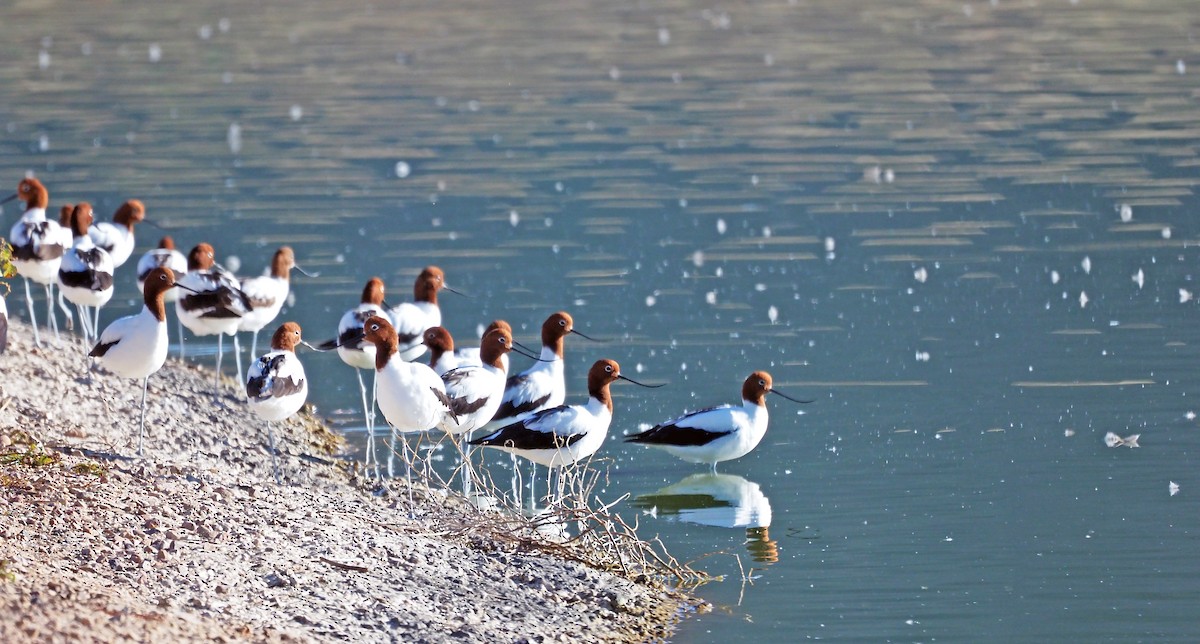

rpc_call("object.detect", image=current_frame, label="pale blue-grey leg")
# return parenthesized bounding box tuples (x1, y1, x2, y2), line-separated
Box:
(22, 278, 41, 346)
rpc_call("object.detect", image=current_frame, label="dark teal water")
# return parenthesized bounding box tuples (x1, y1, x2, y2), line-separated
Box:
(4, 1, 1200, 640)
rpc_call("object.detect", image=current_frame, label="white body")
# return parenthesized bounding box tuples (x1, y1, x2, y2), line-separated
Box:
(645, 402, 768, 465)
(94, 308, 169, 379)
(335, 303, 388, 371)
(136, 248, 187, 303)
(175, 267, 245, 336)
(376, 357, 451, 434)
(58, 235, 115, 309)
(479, 397, 612, 468)
(246, 350, 308, 422)
(88, 221, 135, 268)
(437, 361, 507, 436)
(238, 273, 288, 333)
(483, 345, 565, 430)
(387, 300, 439, 361)
(10, 208, 64, 285)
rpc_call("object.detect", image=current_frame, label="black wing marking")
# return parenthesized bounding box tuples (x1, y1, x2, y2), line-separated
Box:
(625, 421, 732, 447)
(13, 223, 65, 261)
(245, 355, 305, 400)
(179, 286, 250, 318)
(431, 387, 459, 424)
(491, 384, 552, 422)
(448, 394, 489, 417)
(469, 407, 585, 451)
(89, 340, 117, 358)
(59, 266, 114, 292)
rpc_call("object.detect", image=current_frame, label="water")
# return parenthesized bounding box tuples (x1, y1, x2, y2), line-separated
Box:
(4, 1, 1200, 640)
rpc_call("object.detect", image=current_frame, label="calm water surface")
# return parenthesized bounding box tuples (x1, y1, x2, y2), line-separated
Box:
(4, 1, 1200, 641)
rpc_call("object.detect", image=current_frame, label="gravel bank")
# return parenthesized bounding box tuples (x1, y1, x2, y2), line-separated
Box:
(0, 318, 696, 642)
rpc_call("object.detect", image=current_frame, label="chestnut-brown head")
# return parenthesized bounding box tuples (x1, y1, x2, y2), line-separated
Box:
(187, 243, 216, 271)
(270, 322, 304, 352)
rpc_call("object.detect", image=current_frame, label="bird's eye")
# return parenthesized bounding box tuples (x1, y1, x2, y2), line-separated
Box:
(759, 379, 767, 387)
(605, 365, 613, 373)
(558, 319, 566, 327)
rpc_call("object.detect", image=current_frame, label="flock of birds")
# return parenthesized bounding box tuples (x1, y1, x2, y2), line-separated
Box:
(3, 176, 811, 499)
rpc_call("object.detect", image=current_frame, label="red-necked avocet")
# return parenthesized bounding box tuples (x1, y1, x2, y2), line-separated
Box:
(57, 203, 115, 351)
(450, 320, 516, 373)
(136, 236, 187, 353)
(470, 359, 660, 502)
(352, 314, 457, 504)
(88, 199, 145, 269)
(387, 265, 462, 362)
(3, 177, 66, 346)
(175, 243, 251, 391)
(436, 325, 535, 491)
(625, 371, 812, 473)
(481, 311, 598, 499)
(245, 321, 311, 484)
(89, 267, 184, 456)
(238, 246, 315, 361)
(423, 326, 465, 376)
(317, 277, 389, 476)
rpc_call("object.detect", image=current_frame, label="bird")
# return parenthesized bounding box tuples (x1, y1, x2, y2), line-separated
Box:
(318, 277, 389, 476)
(354, 315, 457, 503)
(470, 359, 660, 503)
(3, 177, 66, 346)
(484, 311, 596, 429)
(451, 320, 515, 372)
(625, 371, 811, 473)
(437, 327, 526, 437)
(481, 311, 598, 500)
(237, 246, 313, 361)
(57, 203, 115, 349)
(436, 326, 522, 491)
(387, 265, 461, 362)
(424, 326, 467, 376)
(88, 199, 145, 269)
(245, 321, 310, 484)
(357, 314, 456, 434)
(135, 236, 188, 353)
(89, 267, 184, 456)
(175, 243, 251, 390)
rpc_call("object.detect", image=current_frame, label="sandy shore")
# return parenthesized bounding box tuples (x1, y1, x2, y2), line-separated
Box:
(0, 318, 696, 642)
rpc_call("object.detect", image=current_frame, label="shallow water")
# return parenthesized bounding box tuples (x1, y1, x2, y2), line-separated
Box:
(4, 0, 1200, 640)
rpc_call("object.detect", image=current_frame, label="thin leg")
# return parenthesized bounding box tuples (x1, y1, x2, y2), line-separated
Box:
(400, 432, 415, 514)
(57, 288, 74, 333)
(510, 452, 520, 506)
(138, 376, 149, 457)
(387, 427, 397, 478)
(22, 278, 41, 346)
(93, 305, 101, 343)
(355, 368, 373, 476)
(267, 421, 282, 485)
(233, 334, 244, 383)
(43, 283, 60, 342)
(177, 315, 185, 358)
(370, 371, 379, 478)
(215, 334, 224, 392)
(75, 304, 91, 350)
(530, 463, 539, 512)
(249, 330, 259, 365)
(460, 438, 471, 496)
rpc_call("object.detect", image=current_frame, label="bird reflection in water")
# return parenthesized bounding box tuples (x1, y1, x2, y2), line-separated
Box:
(632, 472, 778, 564)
